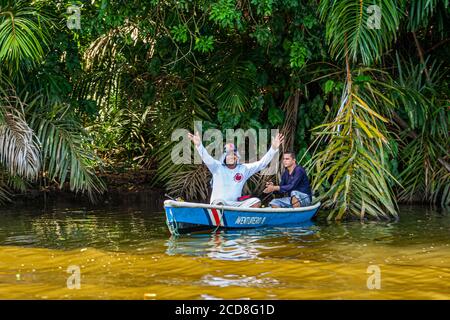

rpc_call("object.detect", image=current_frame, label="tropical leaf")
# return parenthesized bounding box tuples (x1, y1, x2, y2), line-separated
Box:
(165, 164, 211, 201)
(0, 169, 12, 203)
(151, 71, 214, 190)
(319, 0, 402, 65)
(407, 0, 450, 32)
(392, 56, 449, 205)
(28, 103, 106, 201)
(211, 54, 257, 113)
(305, 82, 398, 220)
(0, 93, 41, 180)
(0, 0, 52, 77)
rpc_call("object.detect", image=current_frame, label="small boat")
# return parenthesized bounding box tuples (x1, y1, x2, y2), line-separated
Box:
(164, 199, 321, 235)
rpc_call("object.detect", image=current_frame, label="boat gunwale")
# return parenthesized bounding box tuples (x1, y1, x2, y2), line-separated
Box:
(164, 199, 321, 213)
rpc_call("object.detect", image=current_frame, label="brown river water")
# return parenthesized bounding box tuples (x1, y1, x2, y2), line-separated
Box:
(0, 202, 449, 299)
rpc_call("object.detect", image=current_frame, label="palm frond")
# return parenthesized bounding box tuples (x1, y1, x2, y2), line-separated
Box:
(319, 0, 402, 65)
(306, 89, 398, 220)
(407, 0, 450, 32)
(392, 55, 449, 205)
(0, 0, 51, 77)
(28, 103, 106, 201)
(151, 72, 214, 188)
(0, 93, 41, 179)
(165, 164, 210, 201)
(211, 54, 257, 113)
(0, 169, 12, 203)
(397, 135, 448, 204)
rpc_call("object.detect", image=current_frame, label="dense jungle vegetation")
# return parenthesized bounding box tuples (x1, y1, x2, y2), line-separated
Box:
(0, 0, 449, 220)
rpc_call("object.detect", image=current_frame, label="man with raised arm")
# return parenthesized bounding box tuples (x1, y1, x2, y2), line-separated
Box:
(187, 132, 284, 208)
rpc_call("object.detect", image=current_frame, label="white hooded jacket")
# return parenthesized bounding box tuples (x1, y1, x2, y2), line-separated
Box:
(195, 143, 278, 204)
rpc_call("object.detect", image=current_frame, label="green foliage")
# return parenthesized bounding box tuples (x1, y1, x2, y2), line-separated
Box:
(290, 41, 309, 69)
(194, 35, 214, 53)
(251, 0, 274, 16)
(0, 0, 52, 78)
(28, 102, 106, 200)
(307, 88, 398, 220)
(0, 0, 106, 203)
(0, 0, 448, 216)
(210, 0, 242, 30)
(319, 0, 401, 65)
(407, 0, 450, 32)
(171, 24, 188, 43)
(211, 56, 257, 114)
(268, 106, 284, 126)
(323, 80, 335, 94)
(393, 56, 450, 206)
(250, 25, 274, 47)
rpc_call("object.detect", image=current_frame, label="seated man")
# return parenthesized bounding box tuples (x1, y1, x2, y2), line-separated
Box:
(263, 151, 312, 208)
(188, 132, 284, 207)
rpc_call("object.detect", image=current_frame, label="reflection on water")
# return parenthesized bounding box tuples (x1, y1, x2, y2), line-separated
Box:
(165, 222, 316, 260)
(0, 203, 449, 299)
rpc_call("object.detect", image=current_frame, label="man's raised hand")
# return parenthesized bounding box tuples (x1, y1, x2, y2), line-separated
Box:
(187, 132, 201, 146)
(272, 133, 285, 150)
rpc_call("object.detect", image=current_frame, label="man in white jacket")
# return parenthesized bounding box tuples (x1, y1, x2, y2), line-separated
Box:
(187, 132, 284, 207)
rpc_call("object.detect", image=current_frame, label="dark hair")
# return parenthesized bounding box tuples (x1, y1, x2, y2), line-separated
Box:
(283, 151, 296, 160)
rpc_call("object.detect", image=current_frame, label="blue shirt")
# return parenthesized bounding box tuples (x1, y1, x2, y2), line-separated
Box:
(278, 165, 312, 199)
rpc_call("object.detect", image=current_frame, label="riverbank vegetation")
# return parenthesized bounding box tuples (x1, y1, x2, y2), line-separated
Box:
(0, 0, 449, 219)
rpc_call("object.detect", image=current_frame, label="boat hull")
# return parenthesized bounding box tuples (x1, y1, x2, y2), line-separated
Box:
(164, 199, 320, 235)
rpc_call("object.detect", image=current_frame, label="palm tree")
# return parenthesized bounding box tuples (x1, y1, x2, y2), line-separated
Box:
(306, 0, 449, 219)
(303, 0, 403, 220)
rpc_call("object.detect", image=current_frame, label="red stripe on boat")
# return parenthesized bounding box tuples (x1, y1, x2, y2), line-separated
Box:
(211, 208, 221, 226)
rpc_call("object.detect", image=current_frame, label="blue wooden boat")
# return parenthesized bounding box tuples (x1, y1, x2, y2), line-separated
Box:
(164, 199, 321, 235)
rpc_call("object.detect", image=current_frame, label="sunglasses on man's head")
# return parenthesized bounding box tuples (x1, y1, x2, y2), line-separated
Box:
(224, 144, 237, 153)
